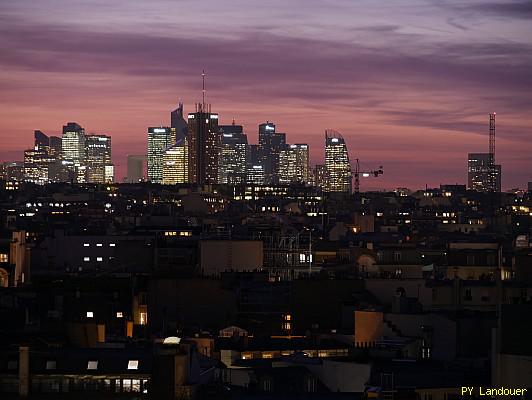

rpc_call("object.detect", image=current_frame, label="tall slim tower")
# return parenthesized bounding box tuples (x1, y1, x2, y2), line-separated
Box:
(467, 113, 501, 192)
(187, 71, 221, 185)
(325, 130, 352, 193)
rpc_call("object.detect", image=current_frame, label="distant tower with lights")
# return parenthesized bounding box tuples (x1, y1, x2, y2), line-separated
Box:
(324, 130, 352, 193)
(468, 113, 501, 192)
(187, 70, 220, 185)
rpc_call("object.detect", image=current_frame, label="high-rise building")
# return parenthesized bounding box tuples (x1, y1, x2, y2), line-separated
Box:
(85, 135, 113, 183)
(467, 114, 502, 192)
(258, 122, 286, 184)
(313, 164, 326, 188)
(23, 131, 57, 185)
(278, 144, 310, 184)
(219, 123, 248, 184)
(468, 153, 501, 192)
(246, 165, 265, 185)
(187, 104, 220, 185)
(62, 122, 85, 165)
(147, 127, 176, 183)
(325, 130, 352, 193)
(170, 101, 188, 142)
(162, 139, 188, 185)
(61, 122, 86, 183)
(127, 155, 147, 183)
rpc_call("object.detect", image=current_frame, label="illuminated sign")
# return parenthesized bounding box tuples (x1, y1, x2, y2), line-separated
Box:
(153, 128, 167, 133)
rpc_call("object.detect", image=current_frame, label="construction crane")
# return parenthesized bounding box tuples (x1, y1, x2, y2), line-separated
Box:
(353, 159, 383, 193)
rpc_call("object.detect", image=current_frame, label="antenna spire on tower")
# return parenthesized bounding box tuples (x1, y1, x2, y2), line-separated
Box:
(202, 69, 206, 108)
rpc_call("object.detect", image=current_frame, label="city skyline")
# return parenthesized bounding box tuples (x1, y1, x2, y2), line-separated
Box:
(1, 0, 531, 189)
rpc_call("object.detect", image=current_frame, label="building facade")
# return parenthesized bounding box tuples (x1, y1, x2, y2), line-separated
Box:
(219, 123, 248, 184)
(147, 127, 176, 183)
(468, 153, 501, 192)
(325, 130, 352, 193)
(85, 135, 113, 184)
(278, 144, 310, 185)
(187, 104, 220, 185)
(258, 122, 286, 184)
(162, 140, 188, 185)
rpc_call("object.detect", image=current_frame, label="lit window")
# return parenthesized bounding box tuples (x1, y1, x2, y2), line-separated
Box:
(109, 243, 116, 247)
(128, 360, 139, 370)
(0, 253, 8, 263)
(140, 312, 148, 325)
(83, 243, 90, 247)
(83, 257, 90, 262)
(87, 361, 98, 370)
(46, 360, 57, 370)
(116, 312, 123, 318)
(97, 243, 103, 247)
(87, 311, 94, 318)
(97, 257, 103, 262)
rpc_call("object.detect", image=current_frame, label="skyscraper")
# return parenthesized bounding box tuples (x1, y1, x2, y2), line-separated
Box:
(258, 122, 286, 184)
(219, 122, 248, 184)
(467, 114, 501, 192)
(85, 135, 113, 183)
(147, 127, 177, 183)
(325, 130, 352, 193)
(468, 153, 501, 192)
(278, 144, 310, 184)
(187, 104, 220, 185)
(170, 101, 188, 142)
(62, 122, 85, 165)
(313, 164, 326, 188)
(23, 130, 57, 185)
(162, 139, 188, 185)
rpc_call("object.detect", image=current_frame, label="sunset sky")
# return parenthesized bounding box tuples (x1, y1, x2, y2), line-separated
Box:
(1, 0, 531, 189)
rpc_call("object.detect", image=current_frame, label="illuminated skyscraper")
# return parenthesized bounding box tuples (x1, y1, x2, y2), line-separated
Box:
(246, 164, 265, 185)
(62, 122, 85, 165)
(162, 139, 188, 185)
(187, 104, 220, 185)
(23, 130, 57, 185)
(147, 127, 177, 183)
(468, 153, 501, 192)
(219, 123, 248, 184)
(279, 144, 310, 184)
(85, 135, 113, 183)
(467, 114, 501, 192)
(258, 122, 286, 184)
(325, 130, 352, 193)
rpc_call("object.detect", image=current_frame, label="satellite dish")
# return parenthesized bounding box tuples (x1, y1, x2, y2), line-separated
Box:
(163, 336, 181, 345)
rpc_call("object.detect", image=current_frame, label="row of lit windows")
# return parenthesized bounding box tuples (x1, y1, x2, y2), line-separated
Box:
(86, 311, 124, 318)
(164, 231, 192, 237)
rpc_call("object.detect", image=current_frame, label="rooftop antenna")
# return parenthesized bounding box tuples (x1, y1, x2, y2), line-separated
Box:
(202, 69, 206, 109)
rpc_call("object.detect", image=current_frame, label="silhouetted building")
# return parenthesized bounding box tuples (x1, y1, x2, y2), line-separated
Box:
(468, 153, 501, 192)
(127, 155, 147, 183)
(258, 122, 286, 184)
(170, 101, 188, 142)
(219, 123, 248, 184)
(187, 104, 220, 185)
